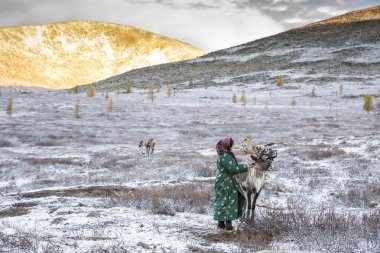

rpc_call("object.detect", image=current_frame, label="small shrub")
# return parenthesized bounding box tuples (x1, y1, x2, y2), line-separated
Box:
(363, 93, 374, 112)
(240, 91, 248, 107)
(71, 85, 79, 94)
(147, 85, 155, 102)
(126, 83, 132, 94)
(276, 75, 284, 86)
(106, 99, 113, 112)
(74, 99, 80, 118)
(339, 83, 344, 95)
(87, 85, 95, 97)
(6, 97, 13, 117)
(232, 93, 237, 104)
(311, 86, 316, 97)
(166, 86, 173, 97)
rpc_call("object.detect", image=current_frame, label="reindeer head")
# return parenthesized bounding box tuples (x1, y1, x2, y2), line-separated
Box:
(248, 146, 277, 172)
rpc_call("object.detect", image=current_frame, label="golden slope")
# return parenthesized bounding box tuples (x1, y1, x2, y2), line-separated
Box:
(0, 21, 206, 89)
(303, 5, 380, 28)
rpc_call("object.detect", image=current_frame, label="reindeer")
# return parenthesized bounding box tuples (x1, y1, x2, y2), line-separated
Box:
(139, 138, 156, 155)
(236, 140, 277, 221)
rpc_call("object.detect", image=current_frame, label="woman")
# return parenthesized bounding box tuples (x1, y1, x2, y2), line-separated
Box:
(213, 137, 252, 230)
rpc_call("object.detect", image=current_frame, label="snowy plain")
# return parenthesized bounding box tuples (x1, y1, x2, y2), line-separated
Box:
(0, 80, 379, 252)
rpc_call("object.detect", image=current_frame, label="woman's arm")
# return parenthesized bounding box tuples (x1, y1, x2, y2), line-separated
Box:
(218, 154, 247, 175)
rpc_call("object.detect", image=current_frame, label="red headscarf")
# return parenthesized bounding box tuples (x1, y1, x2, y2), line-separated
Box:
(216, 137, 238, 163)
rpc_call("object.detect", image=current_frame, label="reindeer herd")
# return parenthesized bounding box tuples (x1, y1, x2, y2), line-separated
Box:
(138, 136, 277, 221)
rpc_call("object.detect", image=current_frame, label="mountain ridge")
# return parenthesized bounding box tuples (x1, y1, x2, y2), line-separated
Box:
(89, 6, 380, 91)
(302, 5, 380, 28)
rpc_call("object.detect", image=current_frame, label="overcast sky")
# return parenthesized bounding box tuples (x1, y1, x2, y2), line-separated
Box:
(0, 0, 377, 51)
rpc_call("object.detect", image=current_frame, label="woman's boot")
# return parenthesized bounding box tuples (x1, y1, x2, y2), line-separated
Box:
(217, 221, 225, 229)
(225, 221, 233, 231)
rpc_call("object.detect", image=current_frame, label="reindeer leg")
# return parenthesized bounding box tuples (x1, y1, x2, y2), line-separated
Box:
(151, 145, 154, 155)
(251, 189, 261, 222)
(246, 189, 252, 221)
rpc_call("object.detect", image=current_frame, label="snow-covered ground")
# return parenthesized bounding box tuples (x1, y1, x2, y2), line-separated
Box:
(0, 81, 379, 252)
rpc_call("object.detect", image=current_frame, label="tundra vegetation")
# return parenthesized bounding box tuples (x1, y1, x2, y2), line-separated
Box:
(75, 99, 80, 118)
(166, 86, 173, 97)
(147, 85, 156, 102)
(126, 83, 132, 94)
(0, 77, 378, 253)
(232, 93, 237, 104)
(240, 90, 248, 107)
(6, 97, 12, 117)
(87, 85, 95, 97)
(106, 98, 113, 112)
(363, 93, 374, 112)
(276, 75, 284, 87)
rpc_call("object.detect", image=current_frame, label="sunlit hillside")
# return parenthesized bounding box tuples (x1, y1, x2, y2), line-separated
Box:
(303, 5, 380, 27)
(0, 21, 206, 89)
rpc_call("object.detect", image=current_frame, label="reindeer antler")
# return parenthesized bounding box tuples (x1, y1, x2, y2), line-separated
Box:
(245, 146, 265, 161)
(262, 148, 277, 162)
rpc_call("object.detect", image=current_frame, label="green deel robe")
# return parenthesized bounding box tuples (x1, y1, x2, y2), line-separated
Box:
(213, 153, 247, 221)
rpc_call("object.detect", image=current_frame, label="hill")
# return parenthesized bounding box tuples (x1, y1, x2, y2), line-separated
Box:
(0, 21, 206, 89)
(90, 5, 380, 91)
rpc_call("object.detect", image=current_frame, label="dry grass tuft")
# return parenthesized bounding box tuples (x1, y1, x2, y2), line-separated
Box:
(363, 93, 375, 112)
(23, 157, 82, 167)
(336, 181, 380, 208)
(107, 183, 213, 215)
(276, 75, 284, 86)
(302, 146, 346, 160)
(87, 85, 95, 97)
(0, 207, 30, 218)
(213, 207, 380, 253)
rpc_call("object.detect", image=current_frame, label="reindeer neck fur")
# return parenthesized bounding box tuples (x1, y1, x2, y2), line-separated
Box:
(247, 166, 266, 192)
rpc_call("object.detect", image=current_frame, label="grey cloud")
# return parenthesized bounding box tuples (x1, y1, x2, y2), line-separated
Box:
(0, 0, 80, 26)
(186, 2, 220, 9)
(156, 0, 174, 5)
(128, 0, 174, 5)
(233, 0, 379, 28)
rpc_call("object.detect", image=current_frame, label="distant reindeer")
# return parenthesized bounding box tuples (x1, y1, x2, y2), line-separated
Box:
(139, 138, 156, 155)
(236, 138, 277, 221)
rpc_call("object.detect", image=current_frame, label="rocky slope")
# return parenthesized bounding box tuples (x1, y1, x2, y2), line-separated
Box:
(0, 21, 205, 89)
(90, 5, 380, 91)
